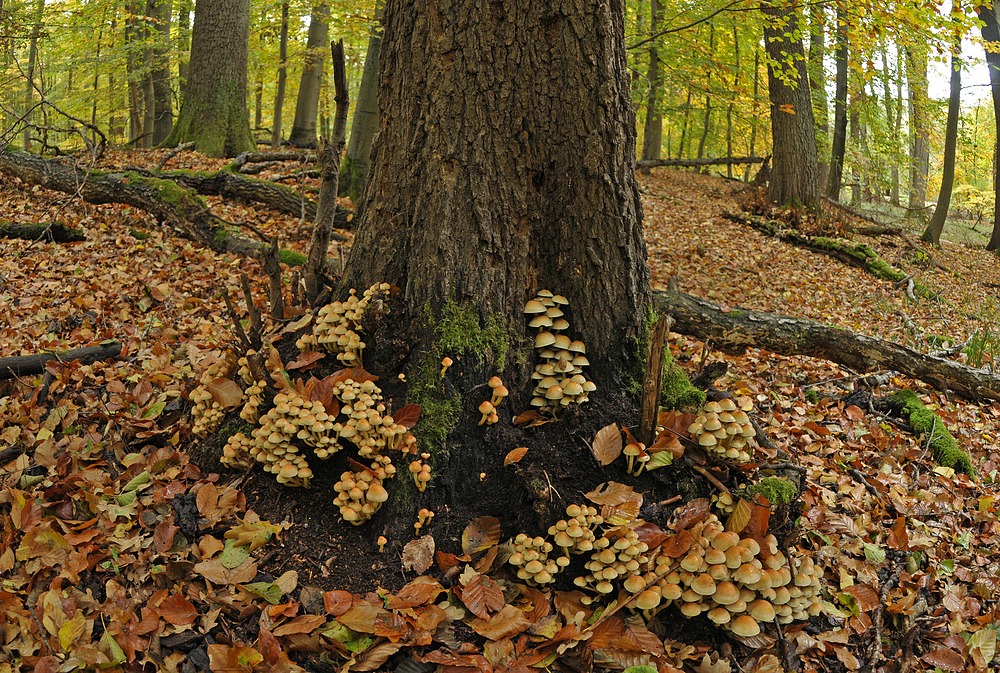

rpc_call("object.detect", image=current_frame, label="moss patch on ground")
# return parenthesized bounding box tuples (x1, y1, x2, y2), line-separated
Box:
(278, 249, 307, 266)
(660, 348, 706, 411)
(747, 476, 797, 505)
(889, 389, 974, 477)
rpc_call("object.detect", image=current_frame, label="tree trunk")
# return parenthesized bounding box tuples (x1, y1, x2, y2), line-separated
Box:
(678, 86, 692, 159)
(340, 0, 384, 199)
(849, 105, 862, 204)
(978, 4, 1000, 251)
(826, 5, 848, 201)
(762, 0, 820, 214)
(22, 0, 44, 152)
(807, 1, 828, 183)
(176, 0, 192, 99)
(697, 23, 714, 162)
(656, 291, 1000, 403)
(906, 45, 930, 219)
(640, 0, 663, 162)
(287, 4, 330, 148)
(726, 23, 740, 179)
(162, 0, 254, 157)
(922, 43, 962, 245)
(744, 47, 761, 182)
(271, 2, 289, 148)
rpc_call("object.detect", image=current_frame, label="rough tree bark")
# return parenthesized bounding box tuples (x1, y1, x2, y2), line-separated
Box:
(826, 4, 848, 201)
(287, 4, 329, 148)
(761, 0, 820, 214)
(807, 1, 828, 182)
(149, 0, 174, 145)
(339, 0, 384, 199)
(162, 0, 254, 157)
(977, 4, 1000, 251)
(923, 41, 961, 246)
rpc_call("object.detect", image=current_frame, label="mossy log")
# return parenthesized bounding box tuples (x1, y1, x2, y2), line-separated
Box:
(655, 290, 1000, 402)
(0, 341, 122, 379)
(0, 145, 262, 256)
(723, 212, 935, 299)
(886, 390, 974, 476)
(0, 222, 86, 242)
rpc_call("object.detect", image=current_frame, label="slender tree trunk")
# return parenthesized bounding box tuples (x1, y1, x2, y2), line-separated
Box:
(808, 1, 828, 185)
(762, 0, 820, 213)
(826, 4, 848, 200)
(150, 0, 174, 145)
(340, 0, 384, 199)
(254, 77, 263, 130)
(678, 87, 692, 159)
(978, 4, 1000, 251)
(881, 43, 901, 207)
(641, 0, 663, 162)
(288, 3, 330, 148)
(91, 15, 105, 147)
(697, 23, 714, 162)
(906, 45, 930, 219)
(176, 0, 192, 100)
(22, 0, 44, 152)
(726, 23, 740, 179)
(162, 0, 254, 157)
(744, 47, 760, 182)
(849, 106, 861, 204)
(271, 2, 289, 148)
(923, 43, 962, 245)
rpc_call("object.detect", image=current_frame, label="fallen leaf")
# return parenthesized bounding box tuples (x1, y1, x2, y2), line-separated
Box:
(462, 516, 501, 555)
(591, 423, 622, 466)
(402, 536, 435, 574)
(504, 447, 529, 465)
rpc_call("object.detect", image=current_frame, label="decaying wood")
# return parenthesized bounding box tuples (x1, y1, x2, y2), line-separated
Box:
(305, 39, 349, 305)
(0, 341, 122, 379)
(0, 222, 85, 242)
(0, 145, 263, 256)
(639, 313, 672, 445)
(655, 290, 1000, 402)
(637, 156, 767, 169)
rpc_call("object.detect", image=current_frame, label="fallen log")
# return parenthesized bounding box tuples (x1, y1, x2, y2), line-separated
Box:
(637, 156, 768, 169)
(0, 341, 122, 379)
(654, 291, 1000, 402)
(0, 145, 263, 256)
(0, 222, 86, 242)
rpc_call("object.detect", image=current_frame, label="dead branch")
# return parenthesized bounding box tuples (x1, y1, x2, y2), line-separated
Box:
(0, 341, 122, 380)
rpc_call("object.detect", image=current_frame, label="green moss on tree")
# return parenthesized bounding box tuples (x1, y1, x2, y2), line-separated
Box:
(660, 348, 706, 411)
(747, 476, 797, 505)
(889, 389, 974, 477)
(278, 249, 307, 266)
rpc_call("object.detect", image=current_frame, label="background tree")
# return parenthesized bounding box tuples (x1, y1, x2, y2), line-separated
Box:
(826, 4, 848, 200)
(641, 0, 664, 162)
(923, 39, 962, 245)
(977, 3, 1000, 251)
(761, 0, 820, 213)
(270, 1, 289, 147)
(906, 44, 930, 219)
(287, 3, 329, 148)
(162, 0, 254, 157)
(340, 0, 384, 199)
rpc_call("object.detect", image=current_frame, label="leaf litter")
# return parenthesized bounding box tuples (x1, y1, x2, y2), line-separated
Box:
(0, 156, 999, 671)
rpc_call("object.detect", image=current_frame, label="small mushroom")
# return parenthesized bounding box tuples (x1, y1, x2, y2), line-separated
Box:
(478, 401, 495, 426)
(729, 614, 760, 637)
(440, 357, 453, 377)
(377, 535, 387, 552)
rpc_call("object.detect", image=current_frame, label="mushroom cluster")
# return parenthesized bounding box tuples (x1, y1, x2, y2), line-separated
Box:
(191, 356, 235, 436)
(299, 282, 392, 366)
(630, 514, 822, 636)
(408, 454, 432, 492)
(478, 377, 509, 426)
(524, 290, 596, 414)
(334, 467, 389, 524)
(509, 533, 560, 585)
(688, 398, 756, 463)
(548, 504, 603, 556)
(573, 528, 650, 603)
(712, 490, 739, 516)
(328, 378, 408, 460)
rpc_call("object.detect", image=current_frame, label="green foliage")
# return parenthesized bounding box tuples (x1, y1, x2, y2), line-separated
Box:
(622, 667, 657, 673)
(748, 476, 796, 505)
(278, 248, 307, 266)
(435, 300, 510, 372)
(890, 390, 974, 477)
(660, 348, 705, 411)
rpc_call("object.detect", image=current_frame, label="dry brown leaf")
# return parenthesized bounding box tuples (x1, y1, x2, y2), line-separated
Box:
(462, 516, 501, 555)
(337, 603, 384, 634)
(323, 590, 353, 616)
(504, 447, 529, 465)
(394, 404, 421, 429)
(157, 593, 198, 626)
(471, 604, 531, 641)
(402, 536, 435, 574)
(272, 614, 326, 637)
(386, 577, 444, 609)
(725, 499, 752, 534)
(205, 378, 244, 409)
(285, 350, 325, 371)
(591, 423, 623, 466)
(842, 583, 880, 612)
(456, 572, 505, 620)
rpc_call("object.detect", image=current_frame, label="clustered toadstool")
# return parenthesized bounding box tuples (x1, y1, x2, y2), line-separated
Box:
(507, 508, 823, 636)
(478, 377, 508, 426)
(524, 290, 596, 415)
(297, 282, 392, 367)
(203, 285, 423, 525)
(409, 454, 432, 492)
(688, 398, 756, 463)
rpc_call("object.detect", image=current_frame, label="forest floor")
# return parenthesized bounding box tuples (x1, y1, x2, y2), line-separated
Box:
(1, 152, 999, 673)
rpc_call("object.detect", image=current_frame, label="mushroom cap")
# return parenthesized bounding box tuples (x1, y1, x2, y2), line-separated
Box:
(563, 381, 585, 396)
(524, 559, 544, 574)
(545, 307, 564, 319)
(680, 601, 703, 617)
(703, 417, 723, 432)
(634, 589, 661, 611)
(544, 385, 565, 400)
(529, 315, 553, 328)
(551, 294, 569, 305)
(479, 401, 495, 414)
(719, 398, 738, 412)
(729, 614, 761, 637)
(366, 483, 389, 503)
(714, 581, 741, 605)
(568, 340, 587, 353)
(659, 582, 683, 601)
(680, 553, 705, 573)
(691, 574, 717, 596)
(707, 607, 732, 625)
(705, 548, 727, 566)
(748, 600, 776, 622)
(712, 531, 741, 552)
(554, 334, 571, 350)
(734, 563, 763, 585)
(535, 332, 556, 348)
(552, 318, 570, 331)
(705, 401, 723, 414)
(698, 433, 718, 448)
(524, 300, 547, 314)
(623, 575, 646, 594)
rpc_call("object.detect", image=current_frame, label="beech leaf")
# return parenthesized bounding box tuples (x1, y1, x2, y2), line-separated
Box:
(461, 516, 501, 555)
(591, 423, 623, 466)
